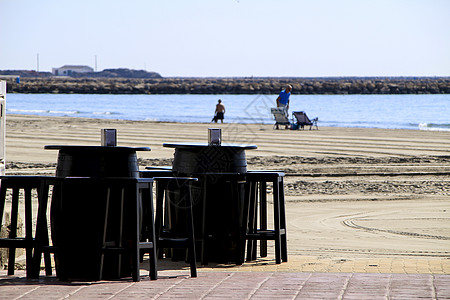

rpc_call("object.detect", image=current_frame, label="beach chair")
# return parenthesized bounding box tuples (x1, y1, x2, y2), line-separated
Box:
(271, 107, 291, 129)
(292, 111, 318, 130)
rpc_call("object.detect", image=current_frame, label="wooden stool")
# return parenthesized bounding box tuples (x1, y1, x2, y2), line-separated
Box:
(243, 171, 288, 264)
(100, 177, 157, 281)
(32, 177, 62, 278)
(0, 176, 54, 278)
(154, 177, 198, 278)
(140, 169, 174, 260)
(194, 172, 246, 265)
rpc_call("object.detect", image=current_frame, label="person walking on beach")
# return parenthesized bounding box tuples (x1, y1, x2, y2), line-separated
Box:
(213, 99, 225, 123)
(276, 84, 292, 116)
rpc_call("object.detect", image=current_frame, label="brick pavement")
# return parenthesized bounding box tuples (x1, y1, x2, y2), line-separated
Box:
(1, 256, 450, 299)
(184, 256, 450, 274)
(1, 270, 449, 299)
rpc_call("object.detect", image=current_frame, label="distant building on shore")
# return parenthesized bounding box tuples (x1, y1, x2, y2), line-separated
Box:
(52, 65, 93, 76)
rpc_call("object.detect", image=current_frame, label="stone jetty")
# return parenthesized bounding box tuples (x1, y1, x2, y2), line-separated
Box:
(2, 73, 449, 95)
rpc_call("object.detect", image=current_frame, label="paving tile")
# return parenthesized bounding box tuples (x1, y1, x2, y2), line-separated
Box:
(2, 256, 450, 300)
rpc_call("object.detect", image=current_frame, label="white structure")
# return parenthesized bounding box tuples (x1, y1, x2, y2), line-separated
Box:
(52, 65, 94, 76)
(0, 81, 5, 175)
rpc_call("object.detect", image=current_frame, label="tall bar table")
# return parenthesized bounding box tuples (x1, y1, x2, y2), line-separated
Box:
(163, 142, 257, 263)
(45, 145, 150, 280)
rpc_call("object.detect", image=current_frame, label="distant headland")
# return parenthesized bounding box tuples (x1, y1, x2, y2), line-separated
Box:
(1, 69, 449, 94)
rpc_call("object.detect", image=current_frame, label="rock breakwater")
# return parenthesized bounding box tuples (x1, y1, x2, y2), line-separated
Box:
(4, 77, 449, 94)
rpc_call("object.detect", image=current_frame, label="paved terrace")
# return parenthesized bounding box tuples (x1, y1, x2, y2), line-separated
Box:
(1, 256, 449, 299)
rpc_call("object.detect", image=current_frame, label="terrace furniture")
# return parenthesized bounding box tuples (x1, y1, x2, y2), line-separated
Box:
(43, 145, 152, 281)
(99, 177, 157, 281)
(243, 171, 288, 264)
(153, 177, 198, 277)
(163, 142, 257, 265)
(0, 176, 55, 278)
(193, 172, 246, 265)
(42, 177, 157, 281)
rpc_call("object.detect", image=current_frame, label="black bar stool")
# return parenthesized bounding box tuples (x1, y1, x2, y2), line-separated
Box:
(243, 171, 288, 264)
(140, 169, 174, 257)
(32, 177, 61, 278)
(0, 176, 54, 278)
(100, 177, 157, 281)
(140, 169, 173, 261)
(153, 177, 198, 278)
(194, 172, 246, 265)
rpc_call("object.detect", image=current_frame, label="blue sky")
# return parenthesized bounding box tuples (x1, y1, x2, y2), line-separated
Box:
(1, 0, 449, 77)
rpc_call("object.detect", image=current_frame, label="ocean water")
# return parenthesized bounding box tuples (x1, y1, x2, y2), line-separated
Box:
(5, 93, 450, 131)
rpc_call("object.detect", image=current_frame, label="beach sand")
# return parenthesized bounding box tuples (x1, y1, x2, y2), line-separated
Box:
(4, 114, 450, 272)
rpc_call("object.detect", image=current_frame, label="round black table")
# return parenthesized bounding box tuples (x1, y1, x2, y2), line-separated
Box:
(45, 145, 151, 178)
(45, 145, 150, 280)
(163, 142, 257, 175)
(163, 142, 257, 263)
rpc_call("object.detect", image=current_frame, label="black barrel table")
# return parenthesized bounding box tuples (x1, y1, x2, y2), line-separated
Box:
(163, 142, 257, 263)
(44, 145, 150, 280)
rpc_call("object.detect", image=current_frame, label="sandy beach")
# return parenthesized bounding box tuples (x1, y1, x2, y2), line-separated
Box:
(4, 114, 450, 272)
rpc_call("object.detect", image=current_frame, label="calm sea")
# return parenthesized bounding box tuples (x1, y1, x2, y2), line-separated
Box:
(5, 93, 450, 131)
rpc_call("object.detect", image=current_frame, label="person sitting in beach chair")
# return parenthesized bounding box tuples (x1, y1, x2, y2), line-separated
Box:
(292, 111, 318, 130)
(271, 107, 291, 129)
